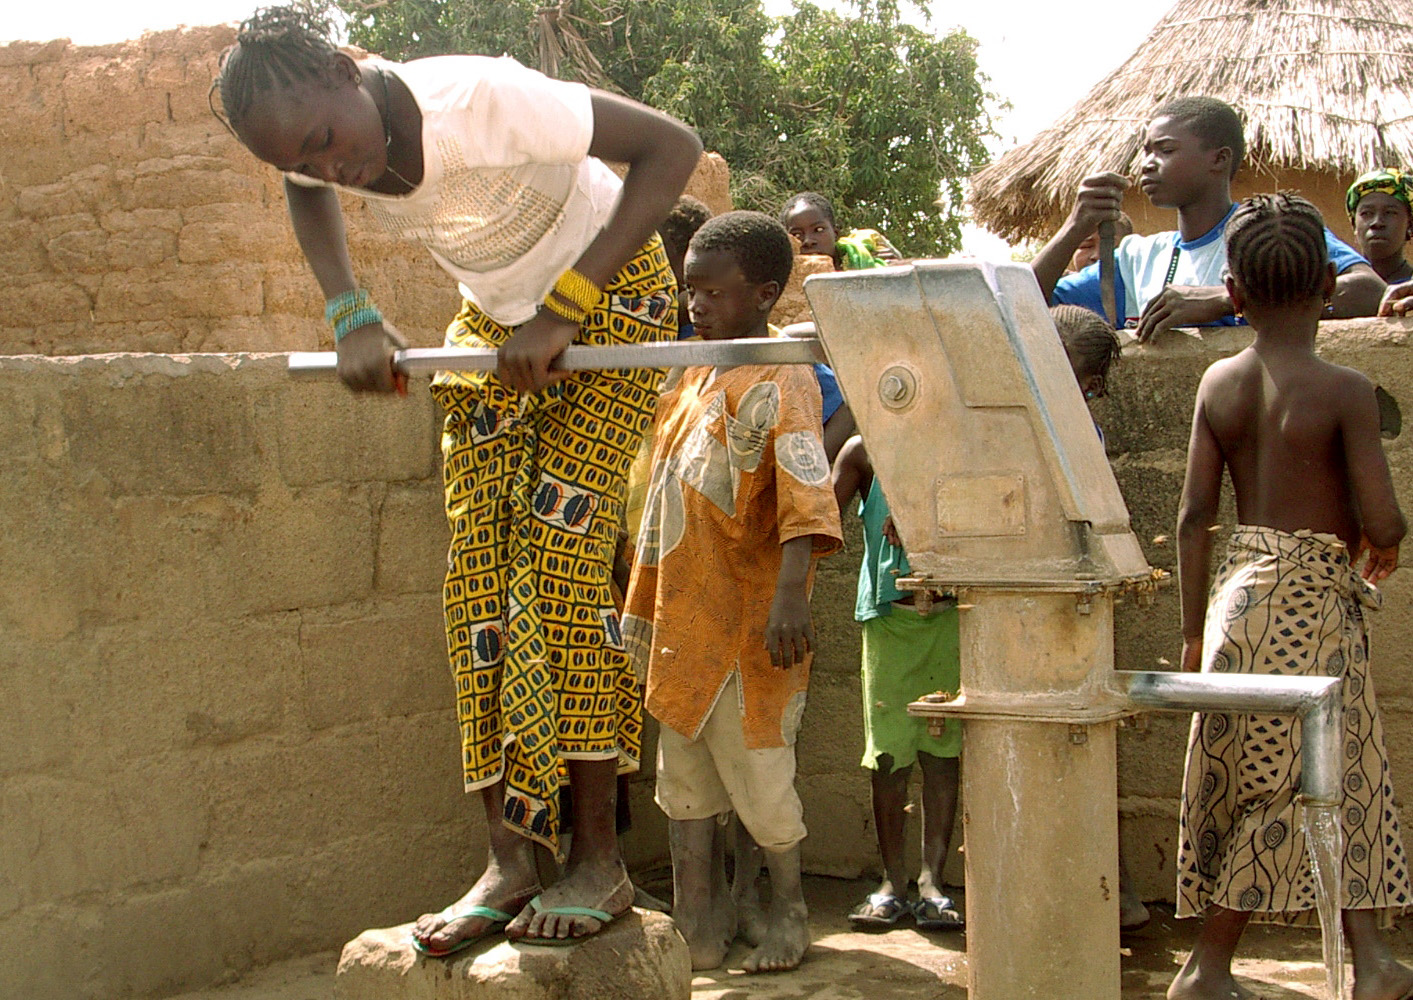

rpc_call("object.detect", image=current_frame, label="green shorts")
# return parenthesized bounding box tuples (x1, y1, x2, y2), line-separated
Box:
(861, 603, 962, 772)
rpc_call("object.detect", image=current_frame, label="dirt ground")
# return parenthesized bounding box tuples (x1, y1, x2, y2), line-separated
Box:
(166, 873, 1411, 1000)
(170, 875, 1413, 999)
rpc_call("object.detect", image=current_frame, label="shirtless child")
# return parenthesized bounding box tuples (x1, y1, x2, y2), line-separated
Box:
(1172, 192, 1413, 1000)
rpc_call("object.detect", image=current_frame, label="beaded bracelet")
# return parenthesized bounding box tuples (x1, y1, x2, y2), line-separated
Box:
(325, 289, 384, 343)
(553, 268, 602, 314)
(542, 293, 587, 325)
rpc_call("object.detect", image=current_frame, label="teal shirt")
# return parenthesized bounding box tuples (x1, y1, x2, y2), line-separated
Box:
(854, 478, 910, 622)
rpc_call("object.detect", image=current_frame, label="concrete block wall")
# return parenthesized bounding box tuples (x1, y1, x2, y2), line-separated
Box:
(0, 354, 481, 1000)
(8, 327, 1413, 1000)
(0, 351, 864, 1000)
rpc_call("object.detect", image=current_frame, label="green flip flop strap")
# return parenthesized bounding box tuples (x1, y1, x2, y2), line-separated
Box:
(529, 895, 613, 922)
(439, 904, 514, 924)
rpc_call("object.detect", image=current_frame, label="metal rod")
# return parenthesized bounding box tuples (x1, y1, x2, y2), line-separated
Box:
(1099, 219, 1118, 328)
(1112, 670, 1342, 805)
(287, 337, 826, 377)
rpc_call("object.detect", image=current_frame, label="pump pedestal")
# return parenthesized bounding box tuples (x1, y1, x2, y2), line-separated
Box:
(953, 589, 1120, 998)
(806, 260, 1152, 999)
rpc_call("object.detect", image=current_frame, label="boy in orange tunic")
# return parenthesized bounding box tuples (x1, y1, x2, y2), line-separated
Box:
(624, 211, 842, 972)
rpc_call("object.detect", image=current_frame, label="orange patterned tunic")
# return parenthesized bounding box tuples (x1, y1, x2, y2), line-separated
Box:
(623, 363, 842, 748)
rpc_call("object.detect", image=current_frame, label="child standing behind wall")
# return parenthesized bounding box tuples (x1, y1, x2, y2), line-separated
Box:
(779, 191, 897, 460)
(827, 305, 1136, 937)
(1172, 193, 1413, 1000)
(1051, 304, 1151, 932)
(1032, 97, 1383, 341)
(623, 211, 842, 973)
(780, 191, 901, 270)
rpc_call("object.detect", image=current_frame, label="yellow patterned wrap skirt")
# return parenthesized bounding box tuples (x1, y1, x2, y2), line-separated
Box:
(1176, 526, 1411, 926)
(430, 236, 676, 853)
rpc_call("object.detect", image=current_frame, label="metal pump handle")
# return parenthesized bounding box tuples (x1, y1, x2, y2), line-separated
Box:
(287, 338, 827, 376)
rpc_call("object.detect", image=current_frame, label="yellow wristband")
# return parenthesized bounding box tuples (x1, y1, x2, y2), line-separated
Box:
(554, 268, 602, 314)
(542, 292, 586, 325)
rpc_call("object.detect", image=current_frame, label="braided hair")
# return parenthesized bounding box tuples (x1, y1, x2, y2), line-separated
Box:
(210, 4, 342, 136)
(1050, 305, 1121, 391)
(779, 192, 836, 229)
(1224, 192, 1329, 309)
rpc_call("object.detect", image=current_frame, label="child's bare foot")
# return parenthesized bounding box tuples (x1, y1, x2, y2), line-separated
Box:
(732, 873, 770, 946)
(411, 865, 540, 956)
(1166, 966, 1252, 1000)
(506, 857, 633, 942)
(1352, 957, 1413, 1000)
(632, 885, 671, 913)
(742, 899, 809, 973)
(677, 891, 737, 970)
(1120, 887, 1152, 932)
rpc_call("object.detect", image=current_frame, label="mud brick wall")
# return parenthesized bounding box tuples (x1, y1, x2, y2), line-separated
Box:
(0, 27, 733, 359)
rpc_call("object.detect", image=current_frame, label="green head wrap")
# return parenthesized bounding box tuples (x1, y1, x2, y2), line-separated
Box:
(1346, 167, 1412, 222)
(835, 229, 900, 270)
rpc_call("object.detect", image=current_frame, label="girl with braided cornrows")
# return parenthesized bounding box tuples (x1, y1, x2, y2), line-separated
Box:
(212, 4, 701, 954)
(1171, 192, 1413, 1000)
(1050, 304, 1122, 407)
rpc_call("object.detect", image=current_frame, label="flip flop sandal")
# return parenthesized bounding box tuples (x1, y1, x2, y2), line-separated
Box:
(913, 895, 965, 931)
(848, 892, 911, 928)
(515, 894, 620, 947)
(410, 904, 515, 958)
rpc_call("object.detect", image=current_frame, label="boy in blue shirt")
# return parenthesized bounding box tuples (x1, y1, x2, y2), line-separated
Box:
(1031, 97, 1383, 342)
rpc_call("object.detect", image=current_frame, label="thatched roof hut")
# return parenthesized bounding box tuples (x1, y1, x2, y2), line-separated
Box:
(969, 0, 1413, 244)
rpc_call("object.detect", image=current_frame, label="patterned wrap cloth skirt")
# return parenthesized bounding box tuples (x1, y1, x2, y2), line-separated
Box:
(429, 235, 676, 853)
(1175, 526, 1411, 925)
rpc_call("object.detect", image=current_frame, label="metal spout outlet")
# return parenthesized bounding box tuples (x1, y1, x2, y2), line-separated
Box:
(1112, 670, 1343, 807)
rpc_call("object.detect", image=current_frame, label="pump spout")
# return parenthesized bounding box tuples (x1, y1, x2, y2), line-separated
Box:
(1111, 670, 1343, 806)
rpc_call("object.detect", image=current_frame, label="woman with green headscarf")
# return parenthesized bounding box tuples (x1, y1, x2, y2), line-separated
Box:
(1347, 168, 1413, 285)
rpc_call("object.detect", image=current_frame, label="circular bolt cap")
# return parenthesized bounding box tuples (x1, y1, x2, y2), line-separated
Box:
(878, 365, 916, 409)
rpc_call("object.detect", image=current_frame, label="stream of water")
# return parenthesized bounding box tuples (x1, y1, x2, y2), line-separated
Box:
(1303, 801, 1345, 999)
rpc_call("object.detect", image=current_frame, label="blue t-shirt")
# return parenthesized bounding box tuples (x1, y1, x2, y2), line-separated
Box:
(815, 363, 844, 423)
(1053, 203, 1368, 326)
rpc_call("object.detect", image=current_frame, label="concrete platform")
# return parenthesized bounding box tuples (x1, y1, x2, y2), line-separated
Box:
(333, 908, 689, 1000)
(163, 876, 1411, 1000)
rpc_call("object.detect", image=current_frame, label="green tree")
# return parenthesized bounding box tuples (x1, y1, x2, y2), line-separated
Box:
(338, 0, 991, 253)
